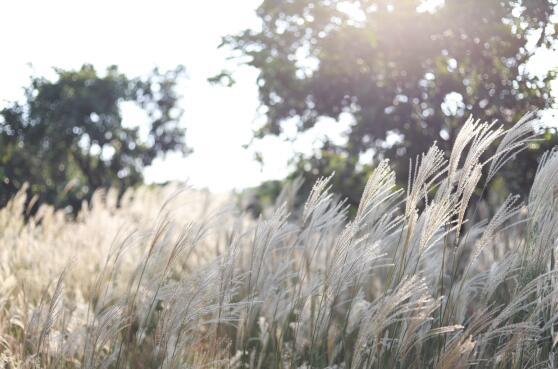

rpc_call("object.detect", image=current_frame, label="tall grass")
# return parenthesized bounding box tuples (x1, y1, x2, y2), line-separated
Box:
(1, 114, 557, 368)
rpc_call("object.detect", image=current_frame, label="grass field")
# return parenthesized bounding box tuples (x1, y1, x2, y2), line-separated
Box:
(1, 115, 557, 368)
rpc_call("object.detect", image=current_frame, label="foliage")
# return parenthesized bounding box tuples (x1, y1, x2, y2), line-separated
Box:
(1, 115, 558, 368)
(223, 0, 558, 199)
(243, 141, 374, 217)
(0, 64, 188, 212)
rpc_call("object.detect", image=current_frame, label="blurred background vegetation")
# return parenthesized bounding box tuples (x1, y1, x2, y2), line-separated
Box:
(224, 0, 558, 213)
(0, 65, 187, 213)
(1, 0, 558, 215)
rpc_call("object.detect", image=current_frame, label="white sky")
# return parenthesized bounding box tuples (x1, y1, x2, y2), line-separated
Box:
(1, 1, 556, 192)
(0, 0, 347, 192)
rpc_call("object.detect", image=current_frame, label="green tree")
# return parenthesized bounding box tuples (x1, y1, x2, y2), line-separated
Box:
(224, 0, 558, 205)
(0, 64, 188, 212)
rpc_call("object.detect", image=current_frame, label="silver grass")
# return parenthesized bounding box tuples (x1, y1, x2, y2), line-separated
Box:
(406, 143, 447, 217)
(487, 112, 540, 182)
(1, 114, 558, 368)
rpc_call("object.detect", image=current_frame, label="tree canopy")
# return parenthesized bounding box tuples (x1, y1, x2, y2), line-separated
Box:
(0, 64, 188, 212)
(224, 0, 558, 206)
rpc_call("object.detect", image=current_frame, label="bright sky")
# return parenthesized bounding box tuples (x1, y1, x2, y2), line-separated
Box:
(0, 0, 347, 192)
(1, 1, 556, 192)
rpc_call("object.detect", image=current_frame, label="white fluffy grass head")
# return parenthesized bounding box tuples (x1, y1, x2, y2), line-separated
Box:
(1, 113, 557, 369)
